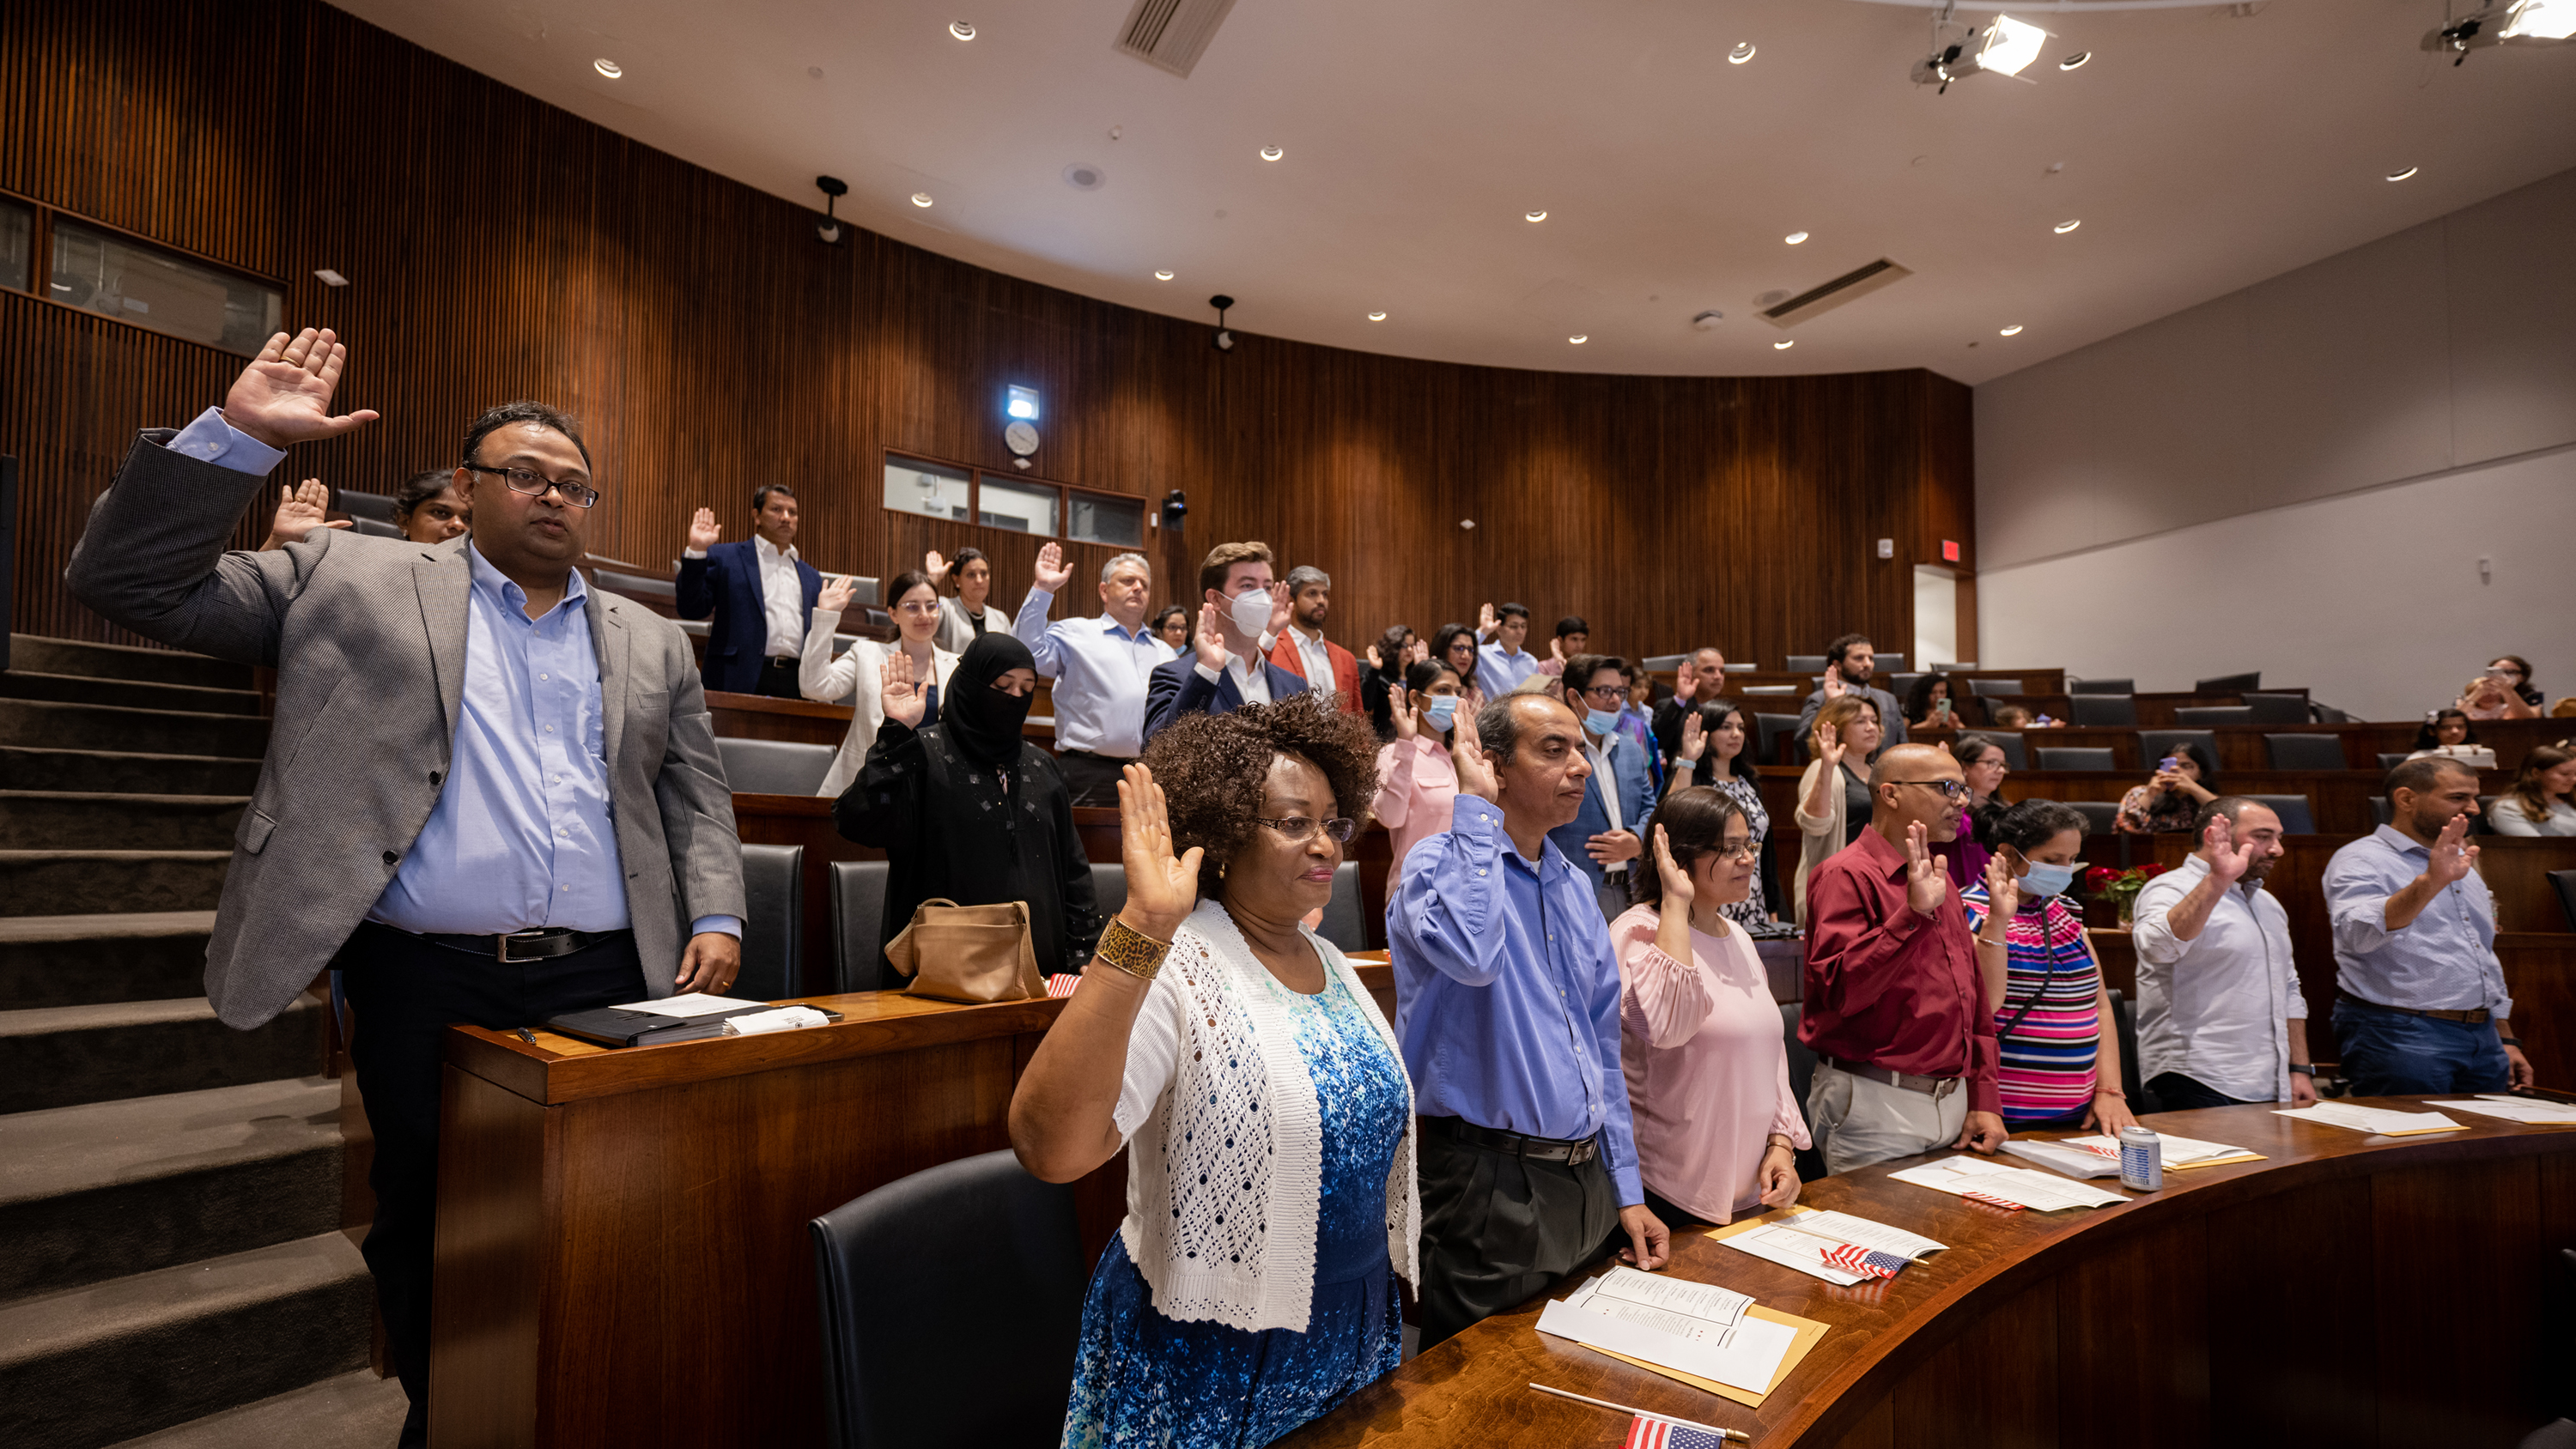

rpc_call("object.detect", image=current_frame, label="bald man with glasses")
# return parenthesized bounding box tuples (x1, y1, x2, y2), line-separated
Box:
(1797, 743, 2008, 1173)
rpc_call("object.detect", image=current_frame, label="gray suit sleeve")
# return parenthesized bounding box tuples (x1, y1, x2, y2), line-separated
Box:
(64, 432, 309, 666)
(652, 631, 747, 925)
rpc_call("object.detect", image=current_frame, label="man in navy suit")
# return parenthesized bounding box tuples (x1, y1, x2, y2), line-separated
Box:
(1546, 654, 1657, 919)
(1144, 540, 1307, 740)
(675, 484, 823, 697)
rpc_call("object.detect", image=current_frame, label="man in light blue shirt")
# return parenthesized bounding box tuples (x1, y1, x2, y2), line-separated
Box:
(2321, 757, 2533, 1095)
(1014, 540, 1169, 805)
(1475, 601, 1540, 694)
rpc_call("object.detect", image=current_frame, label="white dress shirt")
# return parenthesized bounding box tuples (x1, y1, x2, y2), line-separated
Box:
(2129, 853, 2307, 1102)
(1584, 731, 1628, 876)
(1194, 645, 1273, 704)
(753, 537, 805, 658)
(1291, 625, 1334, 694)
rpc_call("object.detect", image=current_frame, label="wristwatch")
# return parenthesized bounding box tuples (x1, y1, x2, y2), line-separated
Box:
(2288, 1064, 2317, 1076)
(2500, 1035, 2523, 1047)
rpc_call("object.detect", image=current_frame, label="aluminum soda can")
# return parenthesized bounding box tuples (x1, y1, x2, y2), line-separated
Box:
(2118, 1125, 2163, 1191)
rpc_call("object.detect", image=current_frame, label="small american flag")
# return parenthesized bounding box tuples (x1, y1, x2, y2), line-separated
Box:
(1046, 973, 1081, 999)
(1624, 1417, 1738, 1448)
(1820, 1242, 1911, 1279)
(1961, 1190, 2026, 1212)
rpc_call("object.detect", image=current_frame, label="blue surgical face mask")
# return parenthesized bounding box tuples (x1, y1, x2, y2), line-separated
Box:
(1423, 696, 1460, 731)
(2020, 860, 2079, 898)
(1584, 706, 1624, 737)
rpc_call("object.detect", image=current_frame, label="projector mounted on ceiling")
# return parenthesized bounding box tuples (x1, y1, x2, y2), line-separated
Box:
(1115, 0, 1242, 78)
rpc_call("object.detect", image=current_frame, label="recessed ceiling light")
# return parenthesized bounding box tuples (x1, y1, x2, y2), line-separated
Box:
(1367, 311, 1387, 322)
(2053, 219, 2081, 233)
(1784, 231, 1808, 245)
(911, 192, 934, 207)
(949, 21, 975, 40)
(592, 58, 622, 78)
(1259, 145, 1284, 161)
(1728, 42, 1756, 64)
(2057, 51, 2090, 70)
(1153, 270, 1175, 281)
(2000, 324, 2024, 336)
(1526, 209, 1547, 222)
(2386, 166, 2418, 182)
(1773, 340, 1795, 350)
(1569, 335, 1588, 344)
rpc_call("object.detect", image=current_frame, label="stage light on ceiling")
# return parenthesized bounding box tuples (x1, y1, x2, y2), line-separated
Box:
(1568, 335, 1588, 344)
(2385, 166, 2419, 182)
(1774, 340, 1795, 350)
(2425, 0, 2576, 62)
(1784, 231, 1809, 245)
(2057, 51, 2090, 70)
(593, 58, 623, 78)
(1526, 209, 1547, 222)
(1259, 145, 1285, 161)
(1728, 42, 1757, 63)
(1154, 270, 1175, 281)
(1913, 13, 2049, 92)
(950, 21, 976, 40)
(2054, 219, 2081, 233)
(1367, 311, 1387, 321)
(911, 192, 934, 207)
(2000, 324, 2024, 336)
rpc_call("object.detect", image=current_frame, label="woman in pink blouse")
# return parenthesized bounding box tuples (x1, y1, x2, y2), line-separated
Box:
(1370, 661, 1465, 899)
(1611, 787, 1809, 1227)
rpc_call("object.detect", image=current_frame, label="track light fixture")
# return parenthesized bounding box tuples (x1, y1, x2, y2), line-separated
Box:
(813, 175, 848, 245)
(2424, 0, 2576, 63)
(1209, 294, 1236, 353)
(1912, 6, 2049, 92)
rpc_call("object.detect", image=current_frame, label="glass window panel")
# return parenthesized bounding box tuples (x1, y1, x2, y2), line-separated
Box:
(1066, 492, 1145, 549)
(0, 200, 29, 292)
(977, 476, 1058, 536)
(47, 220, 281, 355)
(884, 458, 970, 521)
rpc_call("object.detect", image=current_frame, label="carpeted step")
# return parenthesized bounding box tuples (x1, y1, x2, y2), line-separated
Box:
(0, 1077, 342, 1301)
(0, 997, 321, 1114)
(0, 850, 232, 916)
(0, 700, 269, 758)
(0, 670, 264, 717)
(0, 747, 264, 796)
(0, 912, 216, 1009)
(0, 1231, 373, 1449)
(5, 635, 252, 692)
(104, 1368, 407, 1449)
(0, 792, 247, 850)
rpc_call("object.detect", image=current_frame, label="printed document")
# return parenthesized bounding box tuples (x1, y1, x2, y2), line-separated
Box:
(1887, 1155, 2128, 1210)
(2428, 1096, 2576, 1125)
(2057, 1133, 2260, 1168)
(2273, 1102, 2464, 1136)
(1534, 1267, 1795, 1393)
(1720, 1210, 1947, 1285)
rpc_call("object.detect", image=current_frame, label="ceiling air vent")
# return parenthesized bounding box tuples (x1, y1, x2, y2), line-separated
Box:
(1759, 258, 1912, 329)
(1115, 0, 1242, 77)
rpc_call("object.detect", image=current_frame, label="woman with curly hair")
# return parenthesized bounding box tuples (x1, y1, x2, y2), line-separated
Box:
(1011, 694, 1415, 1449)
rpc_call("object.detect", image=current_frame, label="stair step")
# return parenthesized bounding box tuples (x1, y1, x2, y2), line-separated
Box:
(0, 699, 270, 757)
(6, 635, 253, 692)
(0, 746, 264, 796)
(0, 1077, 342, 1301)
(105, 1368, 408, 1449)
(0, 997, 322, 1113)
(0, 1232, 374, 1449)
(1, 670, 264, 717)
(0, 912, 216, 1009)
(0, 792, 247, 850)
(0, 850, 232, 916)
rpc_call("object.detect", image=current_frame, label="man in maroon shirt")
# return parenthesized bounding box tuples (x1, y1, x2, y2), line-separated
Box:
(1799, 742, 2008, 1173)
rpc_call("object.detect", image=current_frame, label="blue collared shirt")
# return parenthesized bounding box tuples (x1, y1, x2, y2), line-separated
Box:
(1388, 796, 1643, 1203)
(2323, 824, 2508, 1017)
(1012, 588, 1169, 757)
(170, 408, 737, 943)
(1478, 640, 1540, 694)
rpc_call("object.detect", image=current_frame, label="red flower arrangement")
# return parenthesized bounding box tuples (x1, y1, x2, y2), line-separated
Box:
(2088, 864, 2166, 923)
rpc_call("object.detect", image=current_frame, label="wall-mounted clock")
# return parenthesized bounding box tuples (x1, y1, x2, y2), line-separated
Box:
(1004, 421, 1040, 457)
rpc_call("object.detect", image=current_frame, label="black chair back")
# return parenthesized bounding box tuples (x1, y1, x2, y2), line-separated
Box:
(829, 860, 894, 992)
(2241, 693, 2310, 724)
(737, 843, 804, 1000)
(2174, 706, 2254, 727)
(2037, 746, 2116, 772)
(1979, 731, 2028, 771)
(2194, 672, 2262, 693)
(2069, 677, 2134, 695)
(1885, 672, 1927, 707)
(337, 488, 399, 524)
(2239, 793, 2317, 835)
(2551, 870, 2576, 931)
(350, 517, 405, 538)
(1967, 678, 2021, 697)
(2370, 796, 2393, 827)
(1785, 655, 1827, 674)
(1090, 862, 1129, 920)
(2105, 989, 2152, 1113)
(2265, 734, 2348, 771)
(2068, 694, 2137, 727)
(1874, 652, 1905, 672)
(2069, 801, 2121, 835)
(1777, 1003, 1826, 1183)
(2376, 753, 2410, 771)
(811, 1150, 1088, 1449)
(717, 737, 838, 796)
(1318, 860, 1370, 951)
(1754, 713, 1802, 767)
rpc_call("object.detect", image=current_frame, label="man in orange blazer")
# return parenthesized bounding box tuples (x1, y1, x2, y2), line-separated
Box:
(1268, 565, 1363, 712)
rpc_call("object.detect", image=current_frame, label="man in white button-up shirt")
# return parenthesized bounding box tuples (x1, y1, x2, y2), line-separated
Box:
(2130, 798, 2317, 1109)
(676, 485, 822, 698)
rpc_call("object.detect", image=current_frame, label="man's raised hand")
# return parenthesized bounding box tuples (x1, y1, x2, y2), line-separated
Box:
(1450, 704, 1500, 803)
(686, 507, 722, 552)
(1192, 602, 1230, 674)
(1904, 820, 1947, 918)
(222, 329, 380, 449)
(2204, 810, 2255, 886)
(1033, 540, 1073, 592)
(2426, 813, 2479, 888)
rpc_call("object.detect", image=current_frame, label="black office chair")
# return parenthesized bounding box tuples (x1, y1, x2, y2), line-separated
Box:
(1777, 1003, 1826, 1183)
(716, 737, 839, 796)
(2195, 672, 2262, 693)
(1090, 862, 1129, 920)
(2069, 677, 2135, 696)
(350, 517, 405, 539)
(829, 860, 893, 992)
(1754, 713, 1802, 767)
(2265, 734, 2349, 771)
(736, 843, 805, 1000)
(1317, 860, 1370, 952)
(1885, 672, 1926, 706)
(2239, 794, 2317, 835)
(1785, 655, 1827, 674)
(2376, 753, 2411, 771)
(2037, 747, 2117, 772)
(1967, 678, 2022, 697)
(2174, 706, 2254, 727)
(811, 1150, 1088, 1449)
(337, 488, 399, 524)
(2241, 693, 2310, 724)
(1978, 731, 2028, 772)
(2136, 730, 2219, 775)
(1874, 652, 1905, 672)
(2068, 801, 2121, 835)
(2068, 694, 2137, 727)
(2105, 990, 2153, 1114)
(2551, 870, 2576, 931)
(2369, 796, 2393, 828)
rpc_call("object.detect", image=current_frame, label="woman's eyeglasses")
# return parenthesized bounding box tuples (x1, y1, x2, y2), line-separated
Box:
(1255, 815, 1358, 844)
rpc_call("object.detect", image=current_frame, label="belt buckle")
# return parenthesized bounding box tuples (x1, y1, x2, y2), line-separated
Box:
(1930, 1076, 1959, 1100)
(496, 930, 553, 964)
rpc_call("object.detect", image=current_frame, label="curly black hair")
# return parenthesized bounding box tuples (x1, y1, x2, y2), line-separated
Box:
(1137, 692, 1384, 897)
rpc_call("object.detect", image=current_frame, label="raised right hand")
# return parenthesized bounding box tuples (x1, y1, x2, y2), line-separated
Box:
(817, 574, 856, 614)
(1676, 710, 1707, 764)
(1192, 602, 1230, 673)
(1388, 682, 1416, 741)
(222, 329, 380, 448)
(1820, 672, 1849, 700)
(923, 549, 951, 584)
(1450, 702, 1500, 803)
(1816, 721, 1845, 773)
(1033, 539, 1073, 592)
(2426, 813, 2479, 888)
(1364, 645, 1383, 670)
(1115, 764, 1202, 938)
(686, 507, 722, 551)
(880, 649, 927, 727)
(1904, 820, 1947, 918)
(265, 479, 349, 547)
(1476, 602, 1498, 636)
(2202, 810, 2253, 885)
(1980, 851, 2022, 924)
(1651, 824, 1695, 906)
(1403, 638, 1428, 667)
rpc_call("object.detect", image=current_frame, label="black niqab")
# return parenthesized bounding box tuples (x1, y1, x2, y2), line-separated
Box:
(943, 634, 1037, 765)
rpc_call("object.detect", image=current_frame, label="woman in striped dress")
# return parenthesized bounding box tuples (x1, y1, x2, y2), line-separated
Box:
(1959, 799, 2138, 1135)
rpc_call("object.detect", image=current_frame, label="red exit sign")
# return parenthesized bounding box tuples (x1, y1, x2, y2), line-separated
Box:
(1941, 539, 1960, 563)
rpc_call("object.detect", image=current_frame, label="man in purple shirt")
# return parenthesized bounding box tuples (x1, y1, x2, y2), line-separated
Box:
(1390, 693, 1670, 1347)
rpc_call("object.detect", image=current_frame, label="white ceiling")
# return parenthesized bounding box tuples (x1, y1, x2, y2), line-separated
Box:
(338, 0, 2576, 385)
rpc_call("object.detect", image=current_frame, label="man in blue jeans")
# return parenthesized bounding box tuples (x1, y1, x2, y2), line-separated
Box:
(2322, 757, 2536, 1095)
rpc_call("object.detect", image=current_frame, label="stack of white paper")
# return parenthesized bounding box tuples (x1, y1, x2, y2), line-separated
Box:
(1533, 1266, 1797, 1394)
(2061, 1132, 2257, 1167)
(2001, 1139, 2123, 1179)
(617, 992, 769, 1018)
(1719, 1209, 1948, 1286)
(2273, 1102, 2464, 1136)
(2429, 1095, 2576, 1125)
(1886, 1155, 2129, 1210)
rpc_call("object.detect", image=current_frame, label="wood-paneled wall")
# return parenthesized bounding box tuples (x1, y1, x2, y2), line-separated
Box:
(2, 1, 1972, 669)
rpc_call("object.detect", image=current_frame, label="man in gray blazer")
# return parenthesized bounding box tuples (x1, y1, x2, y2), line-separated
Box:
(65, 328, 744, 1447)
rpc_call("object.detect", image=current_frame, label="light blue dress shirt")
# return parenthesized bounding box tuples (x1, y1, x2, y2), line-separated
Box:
(170, 407, 738, 943)
(1012, 588, 1170, 757)
(2323, 824, 2507, 1017)
(1477, 640, 1540, 694)
(1388, 797, 1643, 1203)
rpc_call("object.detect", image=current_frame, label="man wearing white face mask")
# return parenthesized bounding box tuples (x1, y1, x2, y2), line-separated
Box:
(1548, 656, 1658, 919)
(1142, 540, 1308, 740)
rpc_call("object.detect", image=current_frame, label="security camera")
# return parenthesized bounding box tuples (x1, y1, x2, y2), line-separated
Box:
(814, 174, 848, 246)
(1209, 295, 1236, 353)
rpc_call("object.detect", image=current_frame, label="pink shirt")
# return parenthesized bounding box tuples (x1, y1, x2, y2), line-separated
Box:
(1373, 736, 1458, 899)
(1611, 906, 1812, 1224)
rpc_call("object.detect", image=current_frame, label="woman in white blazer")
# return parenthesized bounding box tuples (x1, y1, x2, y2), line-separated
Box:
(801, 568, 957, 797)
(925, 546, 1012, 654)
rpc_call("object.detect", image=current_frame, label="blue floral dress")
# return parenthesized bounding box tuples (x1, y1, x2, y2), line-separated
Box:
(1061, 969, 1410, 1448)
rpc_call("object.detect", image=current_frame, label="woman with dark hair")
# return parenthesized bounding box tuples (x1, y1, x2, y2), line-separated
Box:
(2492, 743, 2576, 836)
(1610, 789, 1807, 1228)
(1790, 694, 1882, 925)
(2458, 670, 2538, 722)
(1944, 733, 2008, 891)
(1664, 703, 1772, 927)
(1371, 661, 1465, 897)
(2487, 654, 2542, 709)
(2115, 740, 2217, 834)
(924, 545, 1010, 653)
(832, 634, 1097, 981)
(802, 568, 958, 797)
(392, 469, 472, 545)
(1360, 624, 1421, 742)
(1011, 696, 1413, 1448)
(1428, 622, 1487, 715)
(2409, 708, 2479, 755)
(1149, 604, 1192, 656)
(1964, 798, 2135, 1134)
(1906, 673, 1956, 732)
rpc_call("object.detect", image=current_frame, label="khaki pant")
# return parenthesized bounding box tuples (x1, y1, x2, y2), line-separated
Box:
(1806, 1061, 1968, 1176)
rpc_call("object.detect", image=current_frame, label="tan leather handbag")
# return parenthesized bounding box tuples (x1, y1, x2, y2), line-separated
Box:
(882, 899, 1043, 1004)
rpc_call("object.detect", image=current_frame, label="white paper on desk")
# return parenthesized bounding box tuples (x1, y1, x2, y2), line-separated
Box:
(1888, 1156, 2128, 1210)
(2430, 1098, 2576, 1125)
(616, 992, 769, 1019)
(1536, 1276, 1795, 1394)
(2059, 1132, 2253, 1167)
(1565, 1264, 1751, 1329)
(1722, 1209, 1948, 1285)
(2274, 1102, 2464, 1135)
(2002, 1139, 2125, 1179)
(722, 1006, 829, 1036)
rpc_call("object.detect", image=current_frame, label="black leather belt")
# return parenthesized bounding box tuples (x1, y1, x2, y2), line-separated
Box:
(2337, 990, 2490, 1026)
(422, 927, 629, 963)
(1419, 1114, 1599, 1166)
(1823, 1056, 1963, 1099)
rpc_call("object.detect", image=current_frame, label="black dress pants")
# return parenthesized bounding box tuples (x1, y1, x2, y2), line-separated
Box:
(1054, 749, 1133, 808)
(336, 923, 646, 1440)
(2145, 1071, 2257, 1112)
(752, 656, 804, 699)
(1413, 1122, 1621, 1349)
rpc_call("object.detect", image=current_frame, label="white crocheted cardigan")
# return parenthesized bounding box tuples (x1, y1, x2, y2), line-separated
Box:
(1111, 900, 1420, 1333)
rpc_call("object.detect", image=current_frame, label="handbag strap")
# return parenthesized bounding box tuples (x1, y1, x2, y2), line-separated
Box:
(1992, 898, 2065, 1047)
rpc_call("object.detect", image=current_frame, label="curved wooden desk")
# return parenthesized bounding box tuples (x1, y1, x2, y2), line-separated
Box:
(1280, 1100, 2576, 1449)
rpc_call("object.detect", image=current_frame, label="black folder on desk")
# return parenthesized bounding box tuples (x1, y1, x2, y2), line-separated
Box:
(542, 1003, 781, 1048)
